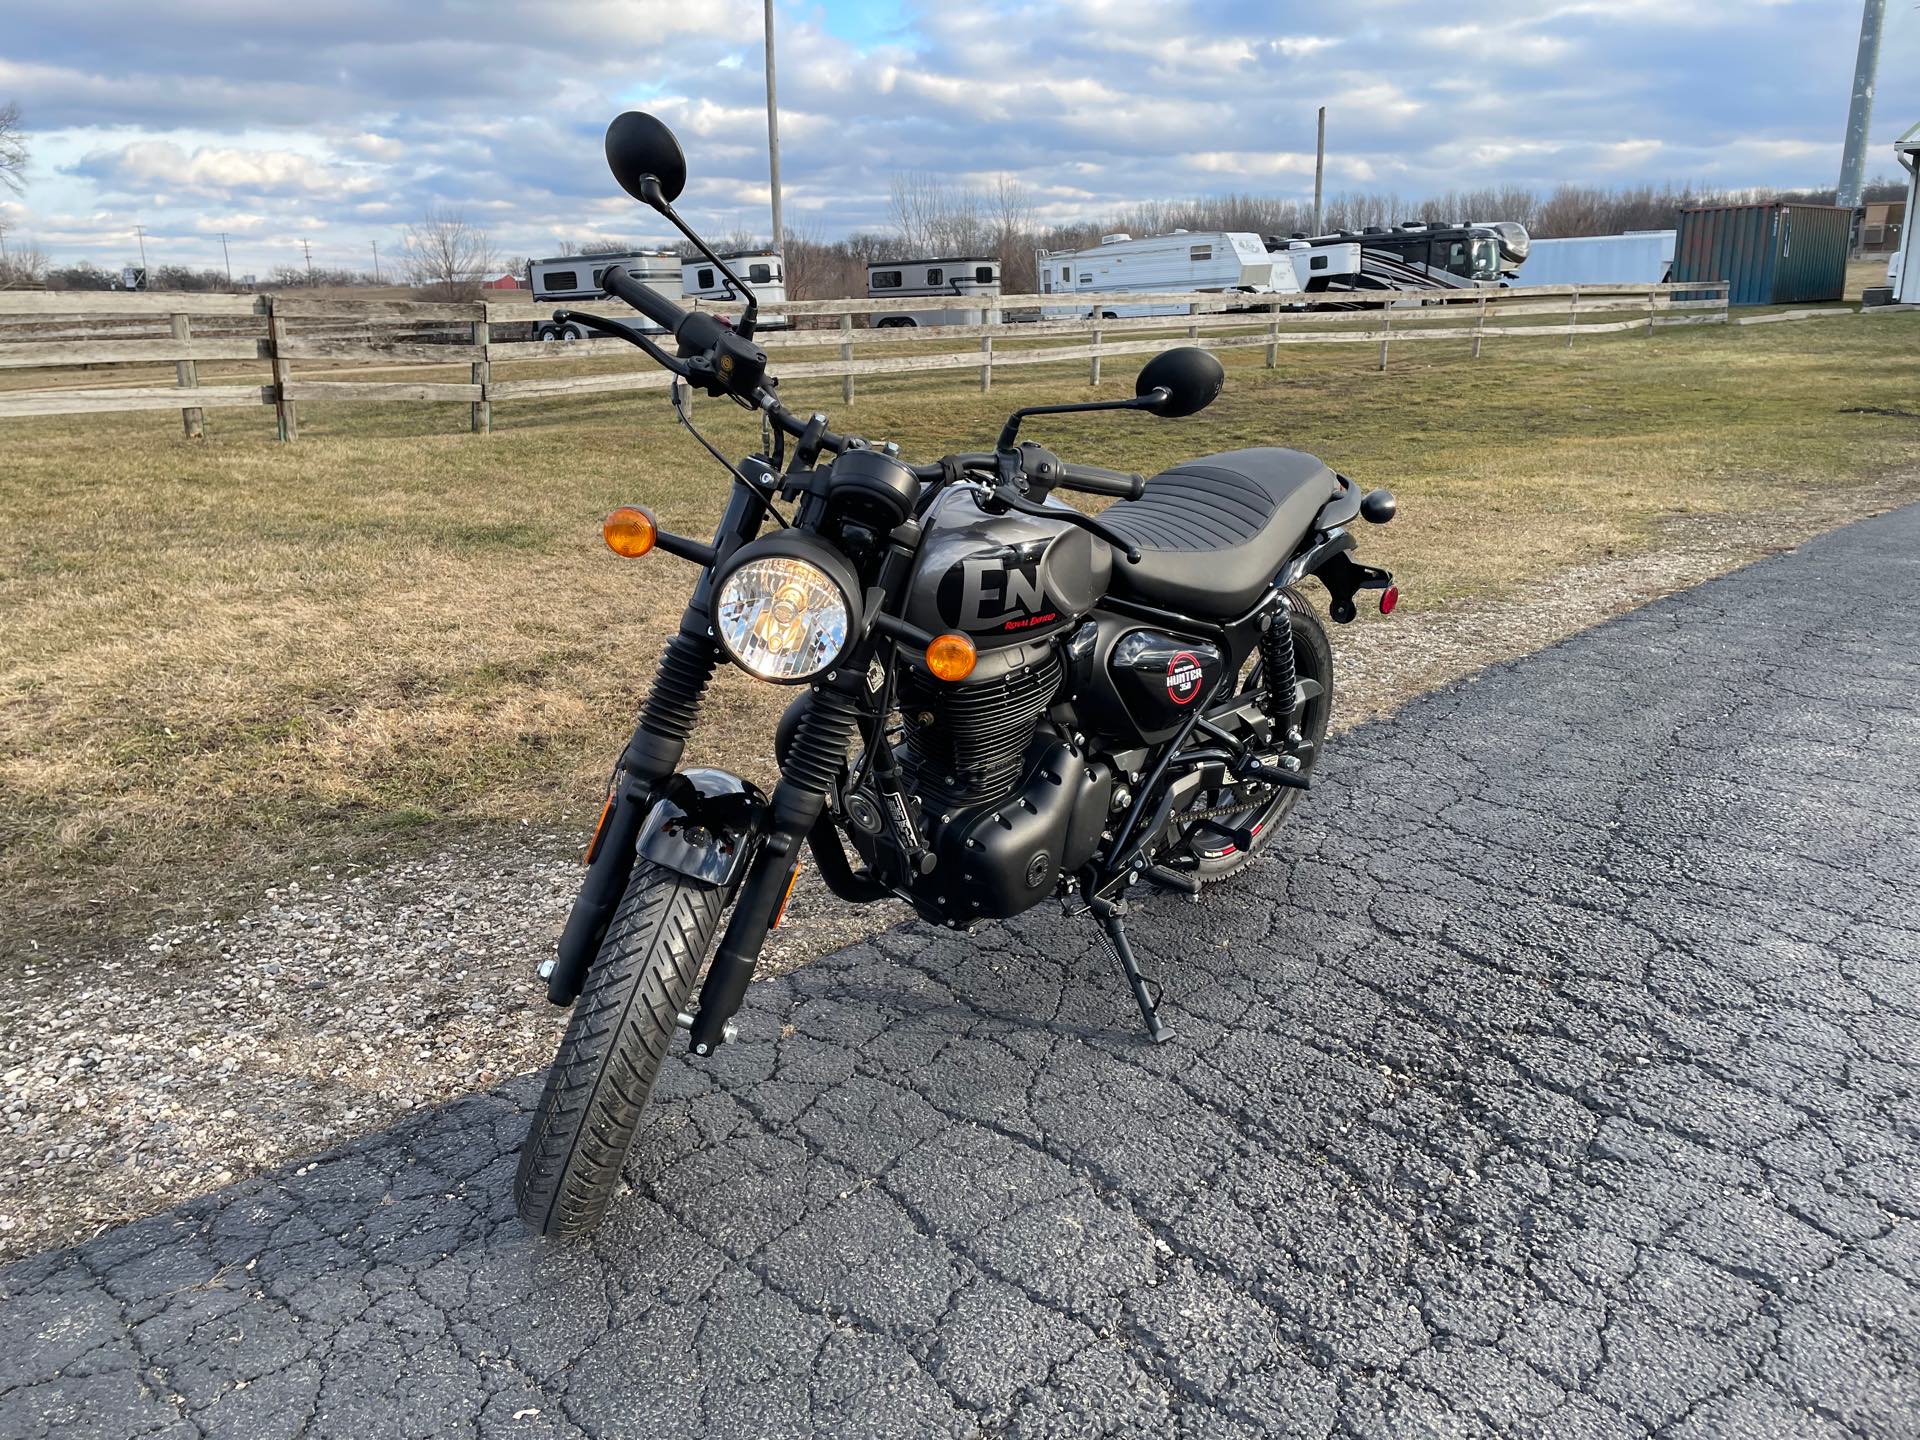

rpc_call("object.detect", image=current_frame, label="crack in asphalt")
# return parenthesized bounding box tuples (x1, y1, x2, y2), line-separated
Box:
(3, 505, 1919, 1438)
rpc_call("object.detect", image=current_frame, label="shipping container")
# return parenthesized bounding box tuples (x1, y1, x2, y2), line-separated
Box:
(1671, 203, 1851, 306)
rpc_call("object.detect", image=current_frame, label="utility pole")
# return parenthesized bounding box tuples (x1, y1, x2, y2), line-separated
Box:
(1836, 0, 1886, 211)
(371, 239, 381, 283)
(763, 0, 784, 252)
(1313, 107, 1327, 235)
(302, 237, 314, 285)
(219, 231, 232, 287)
(135, 222, 148, 273)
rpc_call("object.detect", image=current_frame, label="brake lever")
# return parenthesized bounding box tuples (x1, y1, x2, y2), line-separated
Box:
(989, 484, 1142, 564)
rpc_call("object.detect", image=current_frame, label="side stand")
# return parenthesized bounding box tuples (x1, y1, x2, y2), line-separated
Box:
(1089, 897, 1174, 1043)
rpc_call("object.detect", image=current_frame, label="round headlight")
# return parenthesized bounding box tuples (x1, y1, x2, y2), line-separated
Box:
(714, 552, 853, 683)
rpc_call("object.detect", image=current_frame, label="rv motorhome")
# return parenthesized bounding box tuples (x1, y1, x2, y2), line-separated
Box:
(682, 250, 789, 330)
(1275, 222, 1529, 297)
(1035, 231, 1295, 318)
(866, 257, 1001, 328)
(526, 252, 683, 339)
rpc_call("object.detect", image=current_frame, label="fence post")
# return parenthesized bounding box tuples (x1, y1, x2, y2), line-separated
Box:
(1646, 288, 1657, 337)
(265, 298, 297, 442)
(1266, 312, 1279, 368)
(1377, 305, 1392, 371)
(470, 313, 491, 434)
(1089, 323, 1102, 386)
(1472, 292, 1487, 359)
(1566, 286, 1579, 350)
(839, 312, 854, 404)
(170, 312, 204, 439)
(979, 333, 992, 392)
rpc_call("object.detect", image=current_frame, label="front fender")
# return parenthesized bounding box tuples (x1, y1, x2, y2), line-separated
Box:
(635, 768, 768, 889)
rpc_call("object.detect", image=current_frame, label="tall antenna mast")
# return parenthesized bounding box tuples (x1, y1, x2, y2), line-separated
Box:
(1836, 0, 1886, 210)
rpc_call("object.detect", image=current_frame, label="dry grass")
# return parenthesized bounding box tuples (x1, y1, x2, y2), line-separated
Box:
(4, 314, 1918, 956)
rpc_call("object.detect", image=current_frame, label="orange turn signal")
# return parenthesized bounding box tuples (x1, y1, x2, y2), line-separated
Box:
(602, 506, 657, 558)
(926, 631, 978, 683)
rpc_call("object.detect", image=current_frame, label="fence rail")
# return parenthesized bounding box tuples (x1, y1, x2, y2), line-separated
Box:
(0, 282, 1744, 437)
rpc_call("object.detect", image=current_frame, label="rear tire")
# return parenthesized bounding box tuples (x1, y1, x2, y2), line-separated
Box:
(514, 862, 725, 1239)
(1186, 593, 1333, 883)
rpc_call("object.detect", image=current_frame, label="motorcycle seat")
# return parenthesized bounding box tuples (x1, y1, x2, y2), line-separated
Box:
(1101, 448, 1339, 617)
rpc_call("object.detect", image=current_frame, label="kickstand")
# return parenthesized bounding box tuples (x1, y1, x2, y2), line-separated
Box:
(1089, 897, 1174, 1044)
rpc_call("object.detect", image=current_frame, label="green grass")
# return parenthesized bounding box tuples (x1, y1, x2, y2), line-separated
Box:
(3, 315, 1918, 956)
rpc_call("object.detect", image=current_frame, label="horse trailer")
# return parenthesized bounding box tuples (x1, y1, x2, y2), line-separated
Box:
(526, 252, 683, 340)
(682, 251, 789, 330)
(1035, 231, 1294, 318)
(867, 258, 1001, 328)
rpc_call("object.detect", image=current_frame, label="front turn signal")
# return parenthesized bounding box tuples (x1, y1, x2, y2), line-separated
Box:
(603, 506, 657, 558)
(926, 631, 977, 682)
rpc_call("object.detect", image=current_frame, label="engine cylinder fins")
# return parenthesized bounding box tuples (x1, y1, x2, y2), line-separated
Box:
(898, 650, 1064, 808)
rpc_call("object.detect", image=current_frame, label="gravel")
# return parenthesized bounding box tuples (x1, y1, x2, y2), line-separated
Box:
(1, 483, 1907, 1263)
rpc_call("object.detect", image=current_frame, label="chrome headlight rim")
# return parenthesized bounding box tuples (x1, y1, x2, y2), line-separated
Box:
(711, 534, 861, 686)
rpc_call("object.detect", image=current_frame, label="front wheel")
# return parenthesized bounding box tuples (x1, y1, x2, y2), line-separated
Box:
(514, 862, 725, 1238)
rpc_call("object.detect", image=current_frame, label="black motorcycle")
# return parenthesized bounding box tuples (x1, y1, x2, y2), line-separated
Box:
(517, 113, 1399, 1237)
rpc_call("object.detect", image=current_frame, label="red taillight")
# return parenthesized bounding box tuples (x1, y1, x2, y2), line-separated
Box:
(1380, 584, 1399, 616)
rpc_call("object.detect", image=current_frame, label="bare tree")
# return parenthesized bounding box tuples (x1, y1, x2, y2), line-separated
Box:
(403, 207, 497, 300)
(0, 101, 26, 195)
(0, 240, 46, 289)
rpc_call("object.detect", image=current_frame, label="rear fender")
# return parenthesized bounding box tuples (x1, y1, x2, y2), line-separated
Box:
(1280, 529, 1393, 624)
(636, 768, 769, 889)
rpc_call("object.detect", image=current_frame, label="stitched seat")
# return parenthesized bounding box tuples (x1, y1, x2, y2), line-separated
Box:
(1102, 448, 1338, 617)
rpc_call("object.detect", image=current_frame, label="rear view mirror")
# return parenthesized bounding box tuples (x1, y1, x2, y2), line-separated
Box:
(1135, 347, 1224, 418)
(605, 112, 687, 209)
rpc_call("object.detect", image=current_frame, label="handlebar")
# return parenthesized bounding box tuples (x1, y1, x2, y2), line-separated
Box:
(1051, 459, 1147, 500)
(599, 264, 696, 339)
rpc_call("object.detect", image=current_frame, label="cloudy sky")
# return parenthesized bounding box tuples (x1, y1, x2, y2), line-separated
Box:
(3, 0, 1916, 278)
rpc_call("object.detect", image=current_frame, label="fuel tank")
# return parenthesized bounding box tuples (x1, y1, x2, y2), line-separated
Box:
(905, 487, 1112, 652)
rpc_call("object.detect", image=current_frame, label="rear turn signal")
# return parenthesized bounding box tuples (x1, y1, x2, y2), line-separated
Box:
(926, 632, 977, 682)
(603, 506, 657, 558)
(1380, 584, 1400, 616)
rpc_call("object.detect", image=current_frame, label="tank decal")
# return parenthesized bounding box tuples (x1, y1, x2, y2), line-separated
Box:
(1165, 650, 1205, 705)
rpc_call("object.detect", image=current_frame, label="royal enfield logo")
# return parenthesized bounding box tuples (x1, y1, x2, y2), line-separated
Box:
(1166, 651, 1204, 705)
(939, 549, 1056, 632)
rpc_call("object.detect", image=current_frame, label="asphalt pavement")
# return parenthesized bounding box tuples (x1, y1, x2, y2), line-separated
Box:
(4, 504, 1918, 1439)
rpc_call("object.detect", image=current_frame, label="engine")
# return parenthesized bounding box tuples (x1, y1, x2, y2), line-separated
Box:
(870, 487, 1120, 924)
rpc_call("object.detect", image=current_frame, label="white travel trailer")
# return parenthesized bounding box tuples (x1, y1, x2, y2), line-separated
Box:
(682, 250, 789, 330)
(1035, 231, 1292, 318)
(1515, 231, 1675, 288)
(526, 252, 684, 339)
(867, 257, 1002, 327)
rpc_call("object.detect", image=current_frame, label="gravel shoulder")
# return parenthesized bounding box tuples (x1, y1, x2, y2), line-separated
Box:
(1, 479, 1912, 1261)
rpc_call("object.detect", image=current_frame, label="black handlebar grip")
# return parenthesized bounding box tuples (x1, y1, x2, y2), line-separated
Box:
(1055, 461, 1147, 500)
(600, 265, 691, 338)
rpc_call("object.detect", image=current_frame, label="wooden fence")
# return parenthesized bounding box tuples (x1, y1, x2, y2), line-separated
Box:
(0, 282, 1741, 439)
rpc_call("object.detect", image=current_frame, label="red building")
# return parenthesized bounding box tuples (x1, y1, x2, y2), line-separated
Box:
(481, 273, 526, 290)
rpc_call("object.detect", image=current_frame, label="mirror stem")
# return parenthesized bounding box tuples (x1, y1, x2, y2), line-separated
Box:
(639, 178, 762, 340)
(994, 389, 1169, 452)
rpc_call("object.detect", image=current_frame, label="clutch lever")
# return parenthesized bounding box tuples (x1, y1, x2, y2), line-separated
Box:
(552, 309, 690, 377)
(989, 484, 1143, 564)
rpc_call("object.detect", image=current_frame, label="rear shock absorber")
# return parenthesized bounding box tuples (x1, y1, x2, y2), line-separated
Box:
(1260, 593, 1298, 725)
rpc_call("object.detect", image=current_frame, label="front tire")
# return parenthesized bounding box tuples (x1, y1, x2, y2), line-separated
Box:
(514, 862, 725, 1238)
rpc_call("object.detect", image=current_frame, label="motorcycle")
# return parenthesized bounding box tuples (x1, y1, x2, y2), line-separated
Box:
(516, 112, 1400, 1237)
